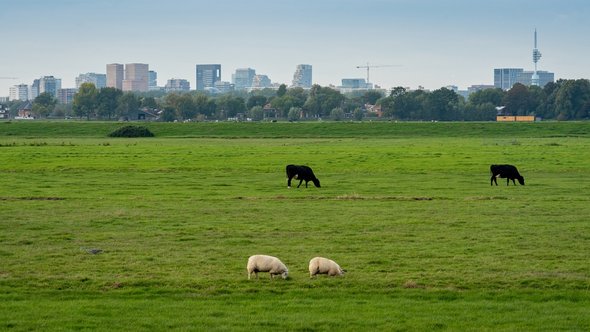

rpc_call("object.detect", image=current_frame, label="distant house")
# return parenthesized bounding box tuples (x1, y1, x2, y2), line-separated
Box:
(16, 101, 34, 119)
(262, 103, 277, 119)
(0, 104, 8, 119)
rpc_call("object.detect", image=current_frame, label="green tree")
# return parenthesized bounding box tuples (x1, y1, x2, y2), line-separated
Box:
(32, 92, 58, 118)
(303, 85, 345, 117)
(287, 107, 301, 121)
(116, 93, 140, 120)
(247, 95, 267, 109)
(503, 83, 534, 116)
(277, 84, 287, 97)
(362, 90, 383, 105)
(468, 88, 505, 107)
(330, 107, 345, 121)
(96, 87, 122, 119)
(248, 106, 264, 121)
(160, 106, 177, 122)
(353, 108, 364, 121)
(554, 79, 590, 120)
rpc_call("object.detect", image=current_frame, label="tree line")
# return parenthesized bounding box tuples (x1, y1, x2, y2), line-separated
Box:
(5, 79, 590, 121)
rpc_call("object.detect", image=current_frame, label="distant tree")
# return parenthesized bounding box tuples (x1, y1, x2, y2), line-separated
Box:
(362, 90, 384, 105)
(194, 93, 216, 117)
(424, 87, 459, 120)
(116, 92, 140, 120)
(32, 92, 58, 118)
(287, 107, 301, 121)
(389, 86, 406, 98)
(353, 108, 364, 121)
(503, 83, 533, 116)
(330, 107, 345, 121)
(303, 85, 345, 117)
(248, 105, 264, 121)
(277, 84, 287, 97)
(468, 88, 505, 107)
(96, 87, 122, 119)
(554, 79, 590, 120)
(247, 95, 267, 109)
(72, 83, 98, 119)
(160, 106, 177, 122)
(215, 95, 246, 118)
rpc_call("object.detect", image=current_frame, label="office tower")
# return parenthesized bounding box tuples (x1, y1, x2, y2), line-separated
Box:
(494, 68, 524, 90)
(196, 64, 221, 91)
(9, 84, 29, 101)
(165, 78, 190, 92)
(30, 79, 40, 100)
(292, 64, 312, 88)
(76, 73, 106, 89)
(122, 63, 149, 92)
(232, 68, 256, 90)
(39, 76, 61, 97)
(252, 75, 272, 88)
(149, 70, 158, 90)
(106, 63, 124, 90)
(57, 88, 77, 104)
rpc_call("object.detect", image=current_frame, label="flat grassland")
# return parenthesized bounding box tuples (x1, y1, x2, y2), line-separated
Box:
(0, 121, 589, 331)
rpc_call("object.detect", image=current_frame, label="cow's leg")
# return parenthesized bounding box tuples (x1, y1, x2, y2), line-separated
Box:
(297, 179, 303, 188)
(305, 180, 309, 188)
(287, 176, 292, 188)
(491, 175, 496, 186)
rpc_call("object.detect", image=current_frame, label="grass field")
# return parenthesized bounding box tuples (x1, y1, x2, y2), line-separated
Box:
(0, 121, 589, 331)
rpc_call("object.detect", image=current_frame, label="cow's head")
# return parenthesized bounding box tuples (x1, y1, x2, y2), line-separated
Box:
(312, 178, 321, 188)
(517, 176, 525, 185)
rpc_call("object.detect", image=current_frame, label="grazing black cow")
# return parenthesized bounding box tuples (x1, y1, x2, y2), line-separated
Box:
(286, 165, 321, 188)
(490, 164, 525, 186)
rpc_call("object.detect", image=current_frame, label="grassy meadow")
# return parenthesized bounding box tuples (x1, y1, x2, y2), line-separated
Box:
(0, 121, 589, 331)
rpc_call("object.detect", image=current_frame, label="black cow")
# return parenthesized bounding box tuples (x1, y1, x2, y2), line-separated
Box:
(286, 165, 321, 188)
(490, 164, 525, 186)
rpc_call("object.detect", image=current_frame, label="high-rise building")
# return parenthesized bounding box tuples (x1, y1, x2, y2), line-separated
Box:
(196, 64, 221, 91)
(252, 75, 272, 88)
(149, 70, 158, 90)
(123, 63, 149, 92)
(517, 70, 554, 88)
(106, 63, 124, 90)
(165, 78, 190, 92)
(494, 68, 524, 90)
(9, 84, 29, 101)
(292, 64, 312, 88)
(232, 68, 256, 90)
(30, 79, 40, 100)
(57, 88, 77, 104)
(76, 73, 106, 89)
(39, 76, 62, 97)
(494, 68, 554, 90)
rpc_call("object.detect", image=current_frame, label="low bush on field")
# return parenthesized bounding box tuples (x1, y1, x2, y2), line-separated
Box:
(108, 125, 154, 138)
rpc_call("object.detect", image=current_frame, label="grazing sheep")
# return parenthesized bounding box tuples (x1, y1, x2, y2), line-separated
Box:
(308, 257, 345, 278)
(247, 255, 289, 280)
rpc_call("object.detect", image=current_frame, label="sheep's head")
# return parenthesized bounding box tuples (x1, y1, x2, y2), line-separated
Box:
(281, 271, 289, 279)
(312, 179, 321, 188)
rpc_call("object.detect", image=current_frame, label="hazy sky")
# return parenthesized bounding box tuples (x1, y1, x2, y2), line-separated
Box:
(1, 0, 589, 95)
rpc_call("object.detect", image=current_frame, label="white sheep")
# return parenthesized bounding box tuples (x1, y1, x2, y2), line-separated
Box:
(247, 255, 289, 280)
(308, 257, 345, 278)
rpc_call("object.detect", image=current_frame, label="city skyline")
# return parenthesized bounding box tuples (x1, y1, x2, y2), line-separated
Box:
(1, 0, 590, 96)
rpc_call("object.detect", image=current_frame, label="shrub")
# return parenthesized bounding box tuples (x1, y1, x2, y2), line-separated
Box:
(108, 125, 154, 138)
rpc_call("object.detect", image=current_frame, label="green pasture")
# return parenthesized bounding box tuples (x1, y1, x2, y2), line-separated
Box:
(0, 122, 589, 331)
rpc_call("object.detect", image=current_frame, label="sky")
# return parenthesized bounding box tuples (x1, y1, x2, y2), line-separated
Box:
(1, 0, 590, 96)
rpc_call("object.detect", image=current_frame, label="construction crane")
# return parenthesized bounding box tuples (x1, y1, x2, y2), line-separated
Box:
(355, 63, 400, 84)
